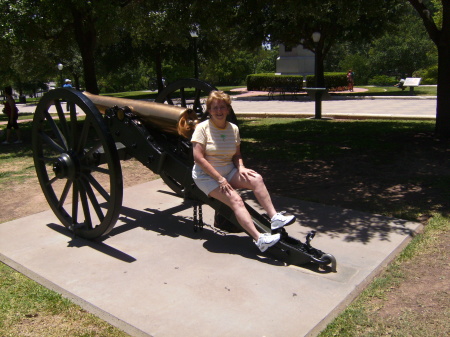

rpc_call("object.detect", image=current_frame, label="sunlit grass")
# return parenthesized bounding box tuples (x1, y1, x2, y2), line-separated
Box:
(0, 263, 129, 337)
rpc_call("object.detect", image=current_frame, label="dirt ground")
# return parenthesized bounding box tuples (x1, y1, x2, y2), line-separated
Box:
(1, 142, 449, 334)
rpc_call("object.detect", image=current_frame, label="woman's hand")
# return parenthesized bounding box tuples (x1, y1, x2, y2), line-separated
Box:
(218, 177, 233, 194)
(238, 166, 257, 182)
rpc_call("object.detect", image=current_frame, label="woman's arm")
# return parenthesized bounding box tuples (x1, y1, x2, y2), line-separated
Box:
(232, 145, 257, 180)
(232, 145, 244, 169)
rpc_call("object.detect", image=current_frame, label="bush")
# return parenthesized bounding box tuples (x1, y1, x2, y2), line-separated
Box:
(413, 65, 438, 84)
(246, 74, 303, 91)
(368, 75, 398, 86)
(305, 72, 347, 90)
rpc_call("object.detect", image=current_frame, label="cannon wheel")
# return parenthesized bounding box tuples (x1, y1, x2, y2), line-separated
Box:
(155, 78, 217, 119)
(155, 78, 238, 124)
(32, 88, 123, 239)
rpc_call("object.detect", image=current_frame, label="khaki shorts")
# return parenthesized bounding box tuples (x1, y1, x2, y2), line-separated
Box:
(192, 163, 238, 196)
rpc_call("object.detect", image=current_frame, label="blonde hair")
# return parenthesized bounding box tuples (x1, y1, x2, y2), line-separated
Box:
(206, 90, 232, 112)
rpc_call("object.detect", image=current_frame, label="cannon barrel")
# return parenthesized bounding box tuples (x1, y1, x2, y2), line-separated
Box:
(84, 92, 199, 139)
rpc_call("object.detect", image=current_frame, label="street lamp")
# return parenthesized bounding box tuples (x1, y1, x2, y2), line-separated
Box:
(311, 32, 325, 119)
(57, 63, 63, 88)
(312, 32, 321, 44)
(190, 25, 199, 79)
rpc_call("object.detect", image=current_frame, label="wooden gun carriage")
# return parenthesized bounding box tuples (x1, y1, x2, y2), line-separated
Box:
(32, 79, 336, 272)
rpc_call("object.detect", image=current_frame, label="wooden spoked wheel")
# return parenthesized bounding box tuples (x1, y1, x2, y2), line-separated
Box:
(155, 78, 217, 119)
(32, 88, 123, 239)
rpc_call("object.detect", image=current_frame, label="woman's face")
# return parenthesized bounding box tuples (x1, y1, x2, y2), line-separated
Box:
(209, 99, 229, 124)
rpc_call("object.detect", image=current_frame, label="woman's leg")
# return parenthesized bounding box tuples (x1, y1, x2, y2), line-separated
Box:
(209, 187, 261, 240)
(229, 170, 277, 219)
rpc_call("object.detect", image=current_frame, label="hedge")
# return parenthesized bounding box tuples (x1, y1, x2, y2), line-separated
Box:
(246, 73, 303, 91)
(247, 73, 348, 91)
(305, 72, 347, 90)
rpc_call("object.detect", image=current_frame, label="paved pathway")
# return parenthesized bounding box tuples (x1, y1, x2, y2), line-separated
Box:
(231, 95, 436, 119)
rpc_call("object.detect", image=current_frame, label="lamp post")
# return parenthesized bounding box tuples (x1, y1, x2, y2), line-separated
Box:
(190, 25, 199, 79)
(311, 32, 324, 119)
(57, 63, 63, 88)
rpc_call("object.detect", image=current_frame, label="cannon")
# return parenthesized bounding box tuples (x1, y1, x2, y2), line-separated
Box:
(32, 79, 337, 272)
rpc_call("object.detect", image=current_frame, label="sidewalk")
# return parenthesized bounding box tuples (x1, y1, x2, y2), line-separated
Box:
(228, 88, 436, 120)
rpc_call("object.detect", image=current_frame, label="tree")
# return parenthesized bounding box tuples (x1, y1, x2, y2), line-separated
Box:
(264, 0, 405, 88)
(368, 10, 437, 79)
(0, 1, 58, 93)
(0, 0, 130, 95)
(123, 0, 199, 91)
(408, 0, 450, 138)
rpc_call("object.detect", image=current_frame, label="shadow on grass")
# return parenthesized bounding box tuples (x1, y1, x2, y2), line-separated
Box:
(239, 119, 450, 230)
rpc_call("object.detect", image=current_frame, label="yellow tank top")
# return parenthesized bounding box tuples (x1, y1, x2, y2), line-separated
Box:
(191, 120, 240, 167)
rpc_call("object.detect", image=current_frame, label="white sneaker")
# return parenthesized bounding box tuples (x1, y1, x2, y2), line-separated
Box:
(14, 140, 22, 144)
(255, 233, 280, 252)
(271, 212, 296, 230)
(1, 141, 9, 145)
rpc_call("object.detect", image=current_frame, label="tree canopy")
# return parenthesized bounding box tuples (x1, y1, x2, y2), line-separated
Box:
(1, 0, 448, 137)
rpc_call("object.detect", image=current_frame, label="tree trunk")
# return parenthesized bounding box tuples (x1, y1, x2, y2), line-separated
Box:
(435, 1, 450, 139)
(408, 0, 450, 139)
(436, 44, 450, 139)
(154, 47, 164, 93)
(73, 74, 81, 91)
(71, 8, 99, 94)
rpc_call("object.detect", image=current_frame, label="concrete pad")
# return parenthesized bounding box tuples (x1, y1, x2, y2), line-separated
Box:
(0, 179, 422, 337)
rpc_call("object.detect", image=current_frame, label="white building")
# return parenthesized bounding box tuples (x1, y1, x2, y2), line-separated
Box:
(276, 44, 315, 77)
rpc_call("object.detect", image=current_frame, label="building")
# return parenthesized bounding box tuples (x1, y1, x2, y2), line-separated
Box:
(276, 44, 315, 77)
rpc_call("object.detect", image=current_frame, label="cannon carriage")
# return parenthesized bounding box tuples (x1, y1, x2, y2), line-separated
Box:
(32, 79, 336, 272)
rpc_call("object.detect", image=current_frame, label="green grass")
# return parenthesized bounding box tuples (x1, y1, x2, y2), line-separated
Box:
(240, 118, 449, 220)
(0, 263, 129, 336)
(102, 90, 158, 100)
(0, 133, 35, 185)
(240, 118, 436, 161)
(342, 85, 437, 96)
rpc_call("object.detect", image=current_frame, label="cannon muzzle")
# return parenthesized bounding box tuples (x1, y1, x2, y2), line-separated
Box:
(84, 92, 199, 139)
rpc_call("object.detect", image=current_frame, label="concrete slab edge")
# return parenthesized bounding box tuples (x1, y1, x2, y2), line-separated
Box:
(0, 253, 151, 337)
(305, 222, 424, 337)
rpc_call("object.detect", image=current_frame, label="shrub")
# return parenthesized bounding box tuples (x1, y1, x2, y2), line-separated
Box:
(305, 72, 347, 90)
(368, 75, 398, 86)
(413, 65, 438, 84)
(246, 74, 303, 91)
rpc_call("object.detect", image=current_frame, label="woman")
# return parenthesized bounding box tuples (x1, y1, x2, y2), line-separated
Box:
(347, 70, 354, 92)
(191, 91, 295, 252)
(2, 86, 22, 144)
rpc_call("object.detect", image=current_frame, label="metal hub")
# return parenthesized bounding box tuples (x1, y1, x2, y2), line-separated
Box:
(53, 153, 77, 180)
